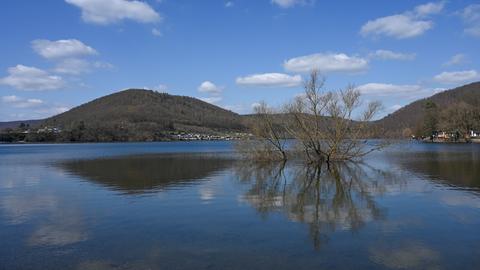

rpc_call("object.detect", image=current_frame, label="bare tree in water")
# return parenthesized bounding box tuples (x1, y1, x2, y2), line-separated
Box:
(285, 70, 384, 163)
(237, 101, 288, 161)
(239, 70, 385, 164)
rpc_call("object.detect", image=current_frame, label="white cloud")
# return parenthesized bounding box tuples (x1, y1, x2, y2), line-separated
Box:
(198, 81, 223, 94)
(29, 39, 110, 76)
(459, 4, 480, 37)
(23, 99, 44, 107)
(53, 58, 91, 75)
(52, 59, 113, 75)
(236, 73, 302, 87)
(222, 103, 252, 114)
(284, 53, 368, 73)
(461, 4, 480, 22)
(56, 107, 70, 114)
(0, 95, 69, 119)
(198, 81, 223, 105)
(0, 104, 70, 121)
(443, 54, 466, 66)
(92, 61, 114, 69)
(466, 27, 480, 37)
(251, 102, 261, 109)
(152, 28, 162, 36)
(15, 99, 42, 109)
(152, 84, 168, 92)
(225, 1, 234, 8)
(2, 95, 21, 103)
(2, 96, 44, 108)
(31, 39, 97, 59)
(369, 50, 416, 61)
(388, 104, 403, 112)
(433, 70, 479, 84)
(361, 14, 432, 39)
(431, 87, 447, 94)
(200, 96, 222, 104)
(360, 2, 444, 39)
(271, 0, 312, 8)
(65, 0, 161, 25)
(35, 106, 70, 115)
(414, 2, 445, 17)
(356, 83, 422, 96)
(0, 65, 65, 91)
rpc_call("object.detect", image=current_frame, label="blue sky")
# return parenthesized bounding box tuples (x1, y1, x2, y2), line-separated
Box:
(0, 0, 479, 121)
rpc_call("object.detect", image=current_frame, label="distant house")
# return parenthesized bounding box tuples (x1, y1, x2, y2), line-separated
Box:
(469, 130, 480, 138)
(431, 130, 461, 142)
(37, 127, 62, 134)
(436, 131, 449, 139)
(430, 130, 480, 143)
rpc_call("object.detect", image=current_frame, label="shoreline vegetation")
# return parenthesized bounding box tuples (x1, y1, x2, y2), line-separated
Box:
(1, 74, 479, 146)
(0, 130, 252, 144)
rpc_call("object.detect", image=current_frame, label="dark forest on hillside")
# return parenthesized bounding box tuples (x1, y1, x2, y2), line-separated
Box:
(375, 82, 480, 137)
(1, 89, 245, 142)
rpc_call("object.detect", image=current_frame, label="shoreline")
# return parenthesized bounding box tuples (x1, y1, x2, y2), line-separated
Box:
(0, 139, 240, 145)
(420, 139, 480, 144)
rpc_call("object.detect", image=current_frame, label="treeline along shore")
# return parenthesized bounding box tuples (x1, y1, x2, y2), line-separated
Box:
(1, 81, 480, 143)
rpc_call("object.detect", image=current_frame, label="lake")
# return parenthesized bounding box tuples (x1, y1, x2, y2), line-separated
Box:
(1, 141, 480, 269)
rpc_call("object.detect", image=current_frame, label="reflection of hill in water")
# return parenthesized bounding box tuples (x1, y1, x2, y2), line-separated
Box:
(60, 154, 233, 194)
(394, 151, 480, 189)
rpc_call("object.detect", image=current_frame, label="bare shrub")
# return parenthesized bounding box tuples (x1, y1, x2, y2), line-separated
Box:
(283, 70, 385, 163)
(236, 101, 288, 161)
(242, 70, 386, 164)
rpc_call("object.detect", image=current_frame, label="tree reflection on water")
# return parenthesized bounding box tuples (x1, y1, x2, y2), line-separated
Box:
(235, 161, 405, 249)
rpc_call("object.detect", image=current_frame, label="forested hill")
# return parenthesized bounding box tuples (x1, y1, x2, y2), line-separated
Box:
(3, 82, 480, 142)
(41, 89, 245, 141)
(375, 82, 480, 137)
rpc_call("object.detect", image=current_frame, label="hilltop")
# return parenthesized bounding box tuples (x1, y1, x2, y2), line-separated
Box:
(39, 89, 245, 141)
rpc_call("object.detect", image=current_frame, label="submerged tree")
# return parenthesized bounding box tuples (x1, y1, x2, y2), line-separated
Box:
(284, 71, 384, 163)
(237, 101, 288, 161)
(238, 70, 385, 164)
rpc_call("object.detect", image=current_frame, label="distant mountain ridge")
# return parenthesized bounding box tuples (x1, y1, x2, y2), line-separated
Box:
(375, 81, 480, 137)
(0, 120, 43, 131)
(2, 82, 479, 140)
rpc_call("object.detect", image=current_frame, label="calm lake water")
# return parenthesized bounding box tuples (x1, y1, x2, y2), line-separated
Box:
(1, 141, 480, 269)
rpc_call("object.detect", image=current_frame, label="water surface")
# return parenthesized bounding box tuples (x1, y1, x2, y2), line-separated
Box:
(1, 141, 480, 269)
